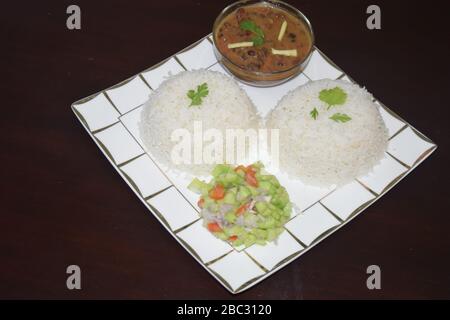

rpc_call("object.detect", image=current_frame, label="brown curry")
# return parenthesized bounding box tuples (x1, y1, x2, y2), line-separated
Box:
(215, 4, 312, 74)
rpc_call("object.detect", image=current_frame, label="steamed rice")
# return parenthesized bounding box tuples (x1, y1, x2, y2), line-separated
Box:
(266, 79, 389, 187)
(139, 70, 260, 176)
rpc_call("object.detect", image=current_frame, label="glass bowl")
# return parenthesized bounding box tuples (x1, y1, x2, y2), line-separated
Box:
(212, 0, 315, 87)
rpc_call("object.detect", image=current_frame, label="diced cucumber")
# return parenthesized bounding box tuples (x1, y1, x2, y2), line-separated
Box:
(262, 175, 280, 187)
(187, 178, 209, 195)
(283, 202, 292, 217)
(237, 186, 251, 201)
(259, 181, 272, 192)
(236, 169, 245, 177)
(225, 172, 241, 183)
(212, 164, 231, 178)
(252, 228, 268, 240)
(205, 199, 218, 212)
(244, 212, 258, 226)
(267, 228, 284, 241)
(255, 201, 267, 213)
(244, 234, 257, 247)
(271, 190, 289, 209)
(224, 225, 245, 237)
(224, 211, 237, 223)
(223, 192, 237, 205)
(272, 211, 281, 220)
(215, 232, 228, 240)
(232, 237, 245, 247)
(258, 216, 276, 229)
(255, 239, 266, 245)
(248, 185, 259, 196)
(259, 207, 271, 217)
(252, 161, 263, 170)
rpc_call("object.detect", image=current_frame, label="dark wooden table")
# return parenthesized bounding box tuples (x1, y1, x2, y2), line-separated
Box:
(2, 0, 449, 299)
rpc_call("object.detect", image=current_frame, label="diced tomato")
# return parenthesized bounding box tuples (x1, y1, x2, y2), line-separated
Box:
(245, 165, 256, 174)
(207, 222, 222, 233)
(209, 184, 225, 200)
(197, 198, 204, 208)
(245, 170, 258, 187)
(228, 235, 238, 242)
(236, 202, 250, 216)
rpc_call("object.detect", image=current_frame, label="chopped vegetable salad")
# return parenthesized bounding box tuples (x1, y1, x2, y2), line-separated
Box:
(188, 163, 292, 247)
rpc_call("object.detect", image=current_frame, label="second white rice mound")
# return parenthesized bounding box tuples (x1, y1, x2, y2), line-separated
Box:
(266, 79, 389, 187)
(139, 69, 260, 176)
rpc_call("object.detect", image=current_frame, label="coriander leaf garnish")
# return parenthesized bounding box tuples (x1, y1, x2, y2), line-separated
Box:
(319, 87, 347, 109)
(329, 113, 351, 123)
(240, 20, 264, 46)
(310, 107, 319, 120)
(252, 35, 264, 46)
(187, 83, 209, 107)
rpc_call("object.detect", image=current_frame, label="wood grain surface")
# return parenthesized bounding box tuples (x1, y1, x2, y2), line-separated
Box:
(1, 0, 449, 299)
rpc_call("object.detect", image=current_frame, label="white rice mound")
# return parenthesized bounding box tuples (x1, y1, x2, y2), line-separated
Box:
(266, 79, 389, 187)
(139, 69, 260, 176)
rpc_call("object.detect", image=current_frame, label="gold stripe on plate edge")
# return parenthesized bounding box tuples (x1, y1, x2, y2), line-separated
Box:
(145, 201, 179, 234)
(283, 185, 337, 225)
(411, 145, 437, 168)
(175, 234, 208, 265)
(337, 73, 356, 84)
(71, 91, 105, 110)
(71, 106, 92, 132)
(172, 216, 203, 234)
(201, 250, 269, 294)
(175, 232, 234, 267)
(375, 101, 437, 147)
(92, 136, 120, 166)
(385, 151, 412, 170)
(234, 254, 268, 293)
(313, 46, 345, 74)
(269, 247, 305, 272)
(235, 274, 267, 294)
(320, 202, 344, 223)
(72, 98, 121, 134)
(143, 185, 173, 202)
(243, 251, 270, 273)
(119, 166, 171, 200)
(356, 169, 408, 198)
(207, 268, 238, 294)
(138, 74, 154, 91)
(326, 196, 377, 223)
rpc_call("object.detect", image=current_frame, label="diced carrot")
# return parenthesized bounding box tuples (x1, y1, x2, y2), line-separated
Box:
(197, 198, 204, 208)
(209, 184, 225, 200)
(207, 222, 222, 233)
(236, 202, 250, 216)
(229, 235, 238, 242)
(245, 170, 258, 187)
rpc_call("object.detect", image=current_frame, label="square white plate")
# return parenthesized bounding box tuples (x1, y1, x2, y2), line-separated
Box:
(71, 34, 437, 294)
